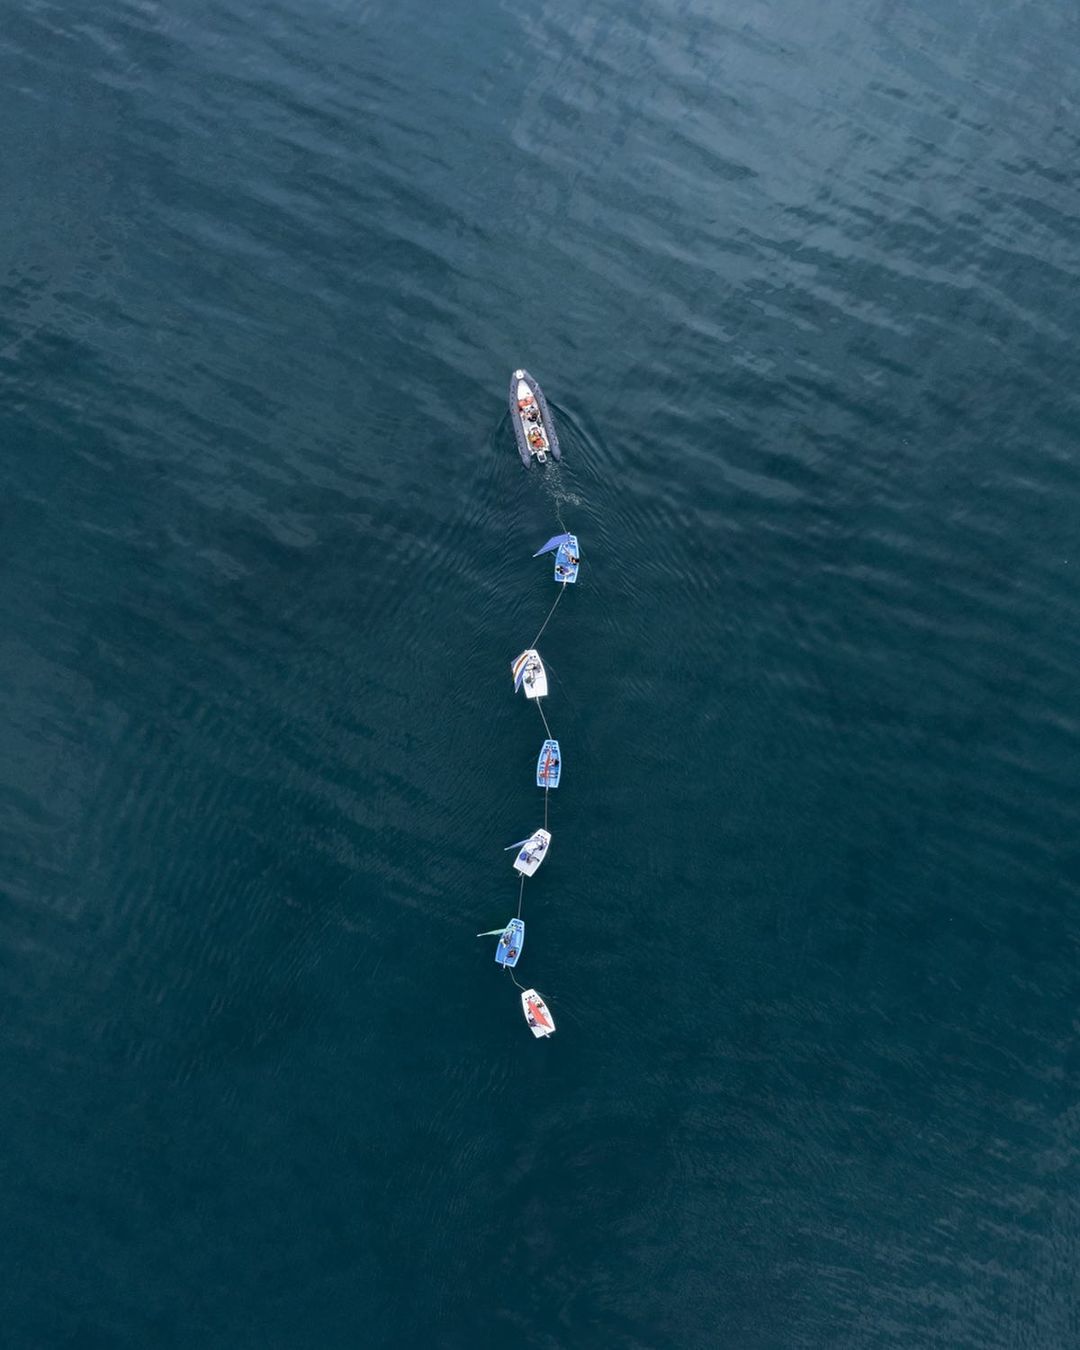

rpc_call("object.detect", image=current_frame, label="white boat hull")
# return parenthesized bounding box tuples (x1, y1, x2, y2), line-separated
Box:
(521, 989, 555, 1038)
(516, 379, 548, 463)
(511, 648, 548, 700)
(512, 827, 551, 877)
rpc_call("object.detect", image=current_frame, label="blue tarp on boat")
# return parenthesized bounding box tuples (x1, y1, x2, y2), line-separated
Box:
(533, 533, 571, 558)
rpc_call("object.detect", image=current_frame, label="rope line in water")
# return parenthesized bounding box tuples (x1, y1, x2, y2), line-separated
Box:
(549, 471, 570, 538)
(516, 873, 525, 919)
(527, 583, 565, 651)
(536, 699, 554, 742)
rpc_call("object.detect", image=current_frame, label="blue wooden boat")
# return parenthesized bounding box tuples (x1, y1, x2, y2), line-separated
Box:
(533, 532, 580, 584)
(476, 917, 524, 968)
(536, 739, 562, 789)
(554, 534, 580, 584)
(495, 918, 524, 968)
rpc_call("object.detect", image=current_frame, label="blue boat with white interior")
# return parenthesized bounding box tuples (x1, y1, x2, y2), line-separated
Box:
(494, 918, 524, 968)
(554, 535, 580, 583)
(536, 739, 561, 789)
(533, 532, 580, 584)
(476, 917, 525, 968)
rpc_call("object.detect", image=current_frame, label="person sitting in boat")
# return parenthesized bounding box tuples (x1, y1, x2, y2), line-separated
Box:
(567, 553, 579, 566)
(528, 429, 545, 448)
(507, 948, 517, 960)
(555, 564, 568, 576)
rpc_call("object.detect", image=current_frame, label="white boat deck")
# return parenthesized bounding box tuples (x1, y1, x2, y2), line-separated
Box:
(516, 377, 550, 461)
(512, 828, 551, 877)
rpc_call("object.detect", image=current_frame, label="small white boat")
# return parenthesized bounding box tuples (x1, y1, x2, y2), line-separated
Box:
(510, 827, 551, 877)
(511, 648, 548, 700)
(521, 989, 555, 1038)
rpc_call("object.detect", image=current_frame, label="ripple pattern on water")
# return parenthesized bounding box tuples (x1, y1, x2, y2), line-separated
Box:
(3, 0, 1080, 1344)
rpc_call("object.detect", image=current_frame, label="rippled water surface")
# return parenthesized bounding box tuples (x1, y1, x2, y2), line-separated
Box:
(3, 0, 1080, 1345)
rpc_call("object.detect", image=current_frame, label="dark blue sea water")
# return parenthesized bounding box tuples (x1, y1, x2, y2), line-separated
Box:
(3, 1, 1080, 1345)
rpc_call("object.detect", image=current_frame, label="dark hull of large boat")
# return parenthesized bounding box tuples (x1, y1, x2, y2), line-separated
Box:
(508, 369, 562, 468)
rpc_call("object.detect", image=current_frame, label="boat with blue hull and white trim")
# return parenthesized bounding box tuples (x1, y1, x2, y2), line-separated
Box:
(495, 918, 524, 968)
(555, 535, 580, 583)
(536, 739, 561, 789)
(477, 919, 525, 968)
(533, 532, 580, 584)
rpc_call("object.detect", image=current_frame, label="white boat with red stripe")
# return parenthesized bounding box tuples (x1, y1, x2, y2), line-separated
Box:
(521, 989, 555, 1038)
